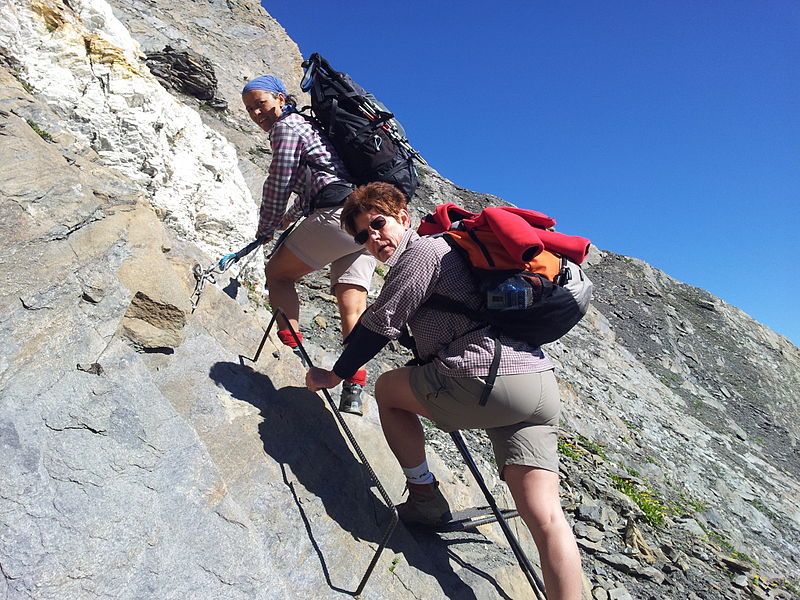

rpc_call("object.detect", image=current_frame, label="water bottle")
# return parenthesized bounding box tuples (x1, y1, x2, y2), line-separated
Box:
(486, 275, 533, 310)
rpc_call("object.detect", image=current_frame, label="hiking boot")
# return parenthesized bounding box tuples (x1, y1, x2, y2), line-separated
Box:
(339, 382, 364, 415)
(397, 481, 452, 526)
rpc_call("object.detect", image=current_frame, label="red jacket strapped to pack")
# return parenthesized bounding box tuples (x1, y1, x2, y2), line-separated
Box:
(417, 203, 591, 265)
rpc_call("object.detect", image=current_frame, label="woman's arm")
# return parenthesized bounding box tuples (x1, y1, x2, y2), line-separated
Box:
(256, 120, 304, 239)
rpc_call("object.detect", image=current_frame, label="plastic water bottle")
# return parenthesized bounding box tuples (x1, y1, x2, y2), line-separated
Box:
(486, 275, 533, 310)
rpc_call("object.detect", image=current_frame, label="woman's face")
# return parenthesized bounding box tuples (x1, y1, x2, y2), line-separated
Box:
(353, 208, 411, 262)
(242, 90, 285, 132)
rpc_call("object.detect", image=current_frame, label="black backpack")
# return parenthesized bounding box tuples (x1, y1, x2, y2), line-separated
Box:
(299, 53, 423, 201)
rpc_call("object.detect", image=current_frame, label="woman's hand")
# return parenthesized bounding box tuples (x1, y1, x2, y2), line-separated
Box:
(306, 367, 342, 392)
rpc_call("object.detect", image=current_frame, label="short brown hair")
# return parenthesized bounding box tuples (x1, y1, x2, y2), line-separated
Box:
(341, 182, 408, 236)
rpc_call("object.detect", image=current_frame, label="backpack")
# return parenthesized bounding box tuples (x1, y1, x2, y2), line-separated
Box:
(416, 203, 594, 404)
(299, 53, 423, 202)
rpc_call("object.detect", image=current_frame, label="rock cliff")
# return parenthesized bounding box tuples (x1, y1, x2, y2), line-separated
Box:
(1, 0, 798, 599)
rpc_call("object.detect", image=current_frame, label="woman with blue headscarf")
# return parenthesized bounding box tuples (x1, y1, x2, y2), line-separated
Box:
(242, 74, 375, 415)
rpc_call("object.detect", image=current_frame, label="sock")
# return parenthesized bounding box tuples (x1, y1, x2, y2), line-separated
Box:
(277, 329, 302, 348)
(345, 369, 367, 387)
(402, 460, 435, 486)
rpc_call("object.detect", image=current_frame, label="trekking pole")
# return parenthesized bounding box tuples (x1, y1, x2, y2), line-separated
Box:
(450, 431, 547, 600)
(261, 308, 399, 596)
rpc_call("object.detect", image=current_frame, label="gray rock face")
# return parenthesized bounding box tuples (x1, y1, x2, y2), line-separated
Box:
(145, 45, 228, 108)
(1, 1, 799, 599)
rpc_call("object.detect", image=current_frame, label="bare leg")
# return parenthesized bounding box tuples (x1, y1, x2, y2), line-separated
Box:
(265, 245, 315, 331)
(504, 465, 583, 600)
(334, 283, 367, 339)
(374, 367, 434, 468)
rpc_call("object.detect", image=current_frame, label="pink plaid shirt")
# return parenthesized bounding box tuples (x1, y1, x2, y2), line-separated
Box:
(257, 112, 351, 239)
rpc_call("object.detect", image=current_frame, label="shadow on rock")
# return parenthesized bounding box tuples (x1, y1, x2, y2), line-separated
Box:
(210, 360, 514, 600)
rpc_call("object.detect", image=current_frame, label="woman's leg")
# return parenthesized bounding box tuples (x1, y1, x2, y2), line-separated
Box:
(265, 244, 315, 331)
(374, 367, 433, 468)
(504, 465, 583, 600)
(334, 283, 367, 339)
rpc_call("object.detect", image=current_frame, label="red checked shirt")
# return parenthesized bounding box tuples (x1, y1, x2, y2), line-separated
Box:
(360, 229, 554, 377)
(257, 112, 351, 239)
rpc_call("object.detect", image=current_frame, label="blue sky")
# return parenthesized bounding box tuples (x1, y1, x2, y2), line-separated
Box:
(262, 1, 800, 347)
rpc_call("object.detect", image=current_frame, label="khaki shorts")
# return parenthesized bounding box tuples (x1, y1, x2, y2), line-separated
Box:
(282, 206, 376, 292)
(409, 362, 561, 477)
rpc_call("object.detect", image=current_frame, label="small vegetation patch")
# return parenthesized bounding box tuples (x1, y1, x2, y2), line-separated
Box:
(577, 434, 607, 458)
(558, 441, 583, 460)
(241, 279, 270, 309)
(747, 497, 778, 520)
(731, 551, 758, 568)
(248, 146, 270, 159)
(610, 474, 667, 526)
(388, 556, 400, 573)
(623, 419, 642, 432)
(705, 528, 735, 553)
(658, 370, 681, 387)
(26, 119, 53, 142)
(781, 579, 798, 595)
(671, 491, 707, 516)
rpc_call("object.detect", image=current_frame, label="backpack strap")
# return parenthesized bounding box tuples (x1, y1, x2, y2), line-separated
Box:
(479, 334, 502, 406)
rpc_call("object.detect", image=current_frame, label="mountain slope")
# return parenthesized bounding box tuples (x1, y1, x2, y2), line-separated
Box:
(1, 0, 798, 598)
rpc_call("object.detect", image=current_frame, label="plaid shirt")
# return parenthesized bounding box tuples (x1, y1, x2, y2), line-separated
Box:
(257, 112, 351, 239)
(361, 230, 554, 377)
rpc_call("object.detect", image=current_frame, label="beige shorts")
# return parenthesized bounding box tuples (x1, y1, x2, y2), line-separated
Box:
(282, 206, 376, 292)
(409, 362, 561, 477)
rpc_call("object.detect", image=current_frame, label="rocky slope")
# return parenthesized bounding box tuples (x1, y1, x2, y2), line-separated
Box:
(1, 0, 798, 599)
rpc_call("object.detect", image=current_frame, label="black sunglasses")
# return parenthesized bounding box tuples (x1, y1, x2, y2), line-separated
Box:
(353, 215, 387, 245)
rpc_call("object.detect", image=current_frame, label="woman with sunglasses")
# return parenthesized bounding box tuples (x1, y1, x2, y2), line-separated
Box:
(241, 75, 376, 415)
(306, 181, 583, 599)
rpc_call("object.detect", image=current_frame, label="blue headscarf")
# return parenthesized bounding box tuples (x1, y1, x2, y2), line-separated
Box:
(241, 75, 287, 96)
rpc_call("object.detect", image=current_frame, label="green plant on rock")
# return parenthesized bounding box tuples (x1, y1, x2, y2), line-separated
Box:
(610, 474, 667, 527)
(558, 441, 583, 460)
(659, 371, 681, 387)
(388, 556, 400, 573)
(705, 529, 735, 553)
(248, 146, 270, 159)
(26, 119, 53, 142)
(669, 491, 707, 516)
(577, 434, 607, 458)
(623, 419, 642, 432)
(731, 551, 758, 568)
(241, 279, 269, 309)
(747, 497, 777, 520)
(782, 579, 798, 595)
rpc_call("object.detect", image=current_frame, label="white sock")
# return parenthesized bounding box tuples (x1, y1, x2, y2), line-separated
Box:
(402, 460, 435, 485)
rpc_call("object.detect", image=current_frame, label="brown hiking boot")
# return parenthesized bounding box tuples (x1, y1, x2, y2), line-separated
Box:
(397, 481, 452, 526)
